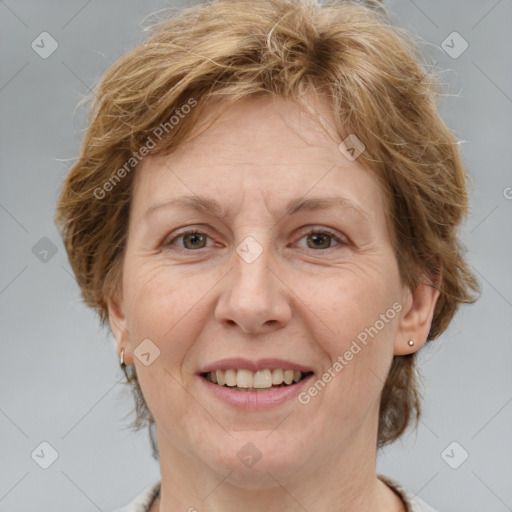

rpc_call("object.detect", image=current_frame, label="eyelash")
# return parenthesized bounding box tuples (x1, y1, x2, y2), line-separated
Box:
(163, 227, 347, 252)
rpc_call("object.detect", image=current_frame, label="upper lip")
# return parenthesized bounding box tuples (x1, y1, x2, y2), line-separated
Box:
(199, 358, 315, 374)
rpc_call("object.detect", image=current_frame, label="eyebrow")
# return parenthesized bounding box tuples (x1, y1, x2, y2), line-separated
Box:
(145, 194, 369, 220)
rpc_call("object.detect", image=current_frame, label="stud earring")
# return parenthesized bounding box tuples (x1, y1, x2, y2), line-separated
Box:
(407, 339, 414, 347)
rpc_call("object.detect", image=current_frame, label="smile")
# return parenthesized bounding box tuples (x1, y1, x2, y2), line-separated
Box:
(202, 368, 314, 391)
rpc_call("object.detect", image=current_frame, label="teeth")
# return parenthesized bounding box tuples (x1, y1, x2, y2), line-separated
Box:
(224, 369, 236, 387)
(236, 369, 253, 388)
(205, 368, 307, 389)
(216, 370, 225, 386)
(272, 368, 284, 385)
(253, 369, 272, 388)
(284, 370, 294, 385)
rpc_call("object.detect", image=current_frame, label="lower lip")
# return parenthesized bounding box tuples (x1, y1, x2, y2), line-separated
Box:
(198, 374, 315, 410)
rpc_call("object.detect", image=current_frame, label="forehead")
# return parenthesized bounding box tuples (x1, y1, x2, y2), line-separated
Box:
(131, 95, 387, 225)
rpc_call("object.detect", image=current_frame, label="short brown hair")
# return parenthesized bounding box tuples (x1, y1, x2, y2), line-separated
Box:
(55, 0, 480, 452)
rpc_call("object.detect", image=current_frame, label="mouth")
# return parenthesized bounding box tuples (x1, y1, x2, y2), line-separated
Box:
(197, 358, 316, 409)
(200, 368, 314, 392)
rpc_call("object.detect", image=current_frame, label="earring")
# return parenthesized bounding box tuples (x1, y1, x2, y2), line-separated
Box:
(120, 349, 125, 367)
(407, 339, 414, 347)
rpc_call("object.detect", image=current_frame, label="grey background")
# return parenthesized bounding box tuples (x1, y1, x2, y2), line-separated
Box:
(1, 1, 511, 511)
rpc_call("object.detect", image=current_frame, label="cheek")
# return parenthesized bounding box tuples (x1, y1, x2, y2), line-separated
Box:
(300, 256, 400, 343)
(297, 255, 401, 398)
(122, 261, 210, 369)
(121, 262, 211, 425)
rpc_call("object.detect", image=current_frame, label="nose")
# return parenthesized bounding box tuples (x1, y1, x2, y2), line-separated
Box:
(214, 242, 292, 335)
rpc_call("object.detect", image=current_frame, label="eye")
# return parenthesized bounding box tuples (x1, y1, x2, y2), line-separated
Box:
(163, 227, 347, 252)
(164, 229, 213, 250)
(296, 228, 346, 250)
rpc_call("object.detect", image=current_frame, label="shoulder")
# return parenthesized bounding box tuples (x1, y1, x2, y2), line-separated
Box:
(378, 474, 440, 512)
(110, 480, 161, 512)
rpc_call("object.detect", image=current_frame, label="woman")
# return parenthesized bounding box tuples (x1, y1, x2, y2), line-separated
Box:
(55, 0, 479, 510)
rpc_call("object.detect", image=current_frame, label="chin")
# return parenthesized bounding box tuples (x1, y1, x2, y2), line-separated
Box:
(201, 431, 312, 489)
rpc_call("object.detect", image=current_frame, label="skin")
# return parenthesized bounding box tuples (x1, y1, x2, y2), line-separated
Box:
(108, 95, 440, 512)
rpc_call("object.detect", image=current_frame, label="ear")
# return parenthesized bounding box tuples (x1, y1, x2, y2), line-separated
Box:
(107, 291, 132, 365)
(394, 276, 441, 356)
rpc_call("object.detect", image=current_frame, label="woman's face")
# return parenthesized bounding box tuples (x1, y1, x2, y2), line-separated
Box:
(109, 96, 434, 487)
